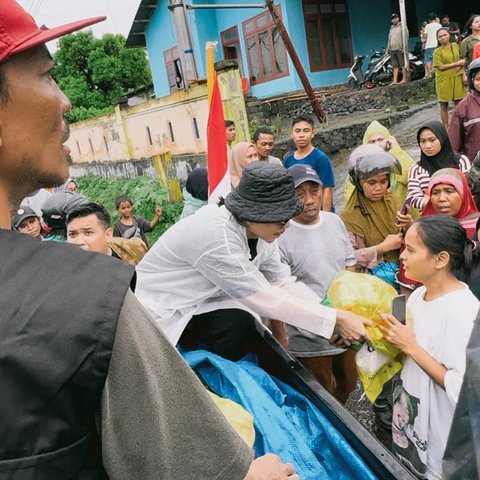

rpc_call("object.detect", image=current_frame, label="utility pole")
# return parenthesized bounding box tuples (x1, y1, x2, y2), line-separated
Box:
(399, 0, 409, 81)
(168, 0, 198, 85)
(264, 0, 326, 123)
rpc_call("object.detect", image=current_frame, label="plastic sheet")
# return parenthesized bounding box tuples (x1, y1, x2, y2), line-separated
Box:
(183, 350, 377, 480)
(323, 270, 404, 403)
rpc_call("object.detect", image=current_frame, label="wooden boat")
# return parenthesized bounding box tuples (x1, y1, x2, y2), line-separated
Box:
(247, 322, 416, 480)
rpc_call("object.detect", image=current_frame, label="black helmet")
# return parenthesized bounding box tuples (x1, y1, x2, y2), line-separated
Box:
(351, 151, 402, 193)
(468, 58, 480, 90)
(42, 190, 88, 229)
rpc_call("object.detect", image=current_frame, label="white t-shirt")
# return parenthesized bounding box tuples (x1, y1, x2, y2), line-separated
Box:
(392, 285, 479, 479)
(278, 214, 356, 356)
(424, 22, 442, 49)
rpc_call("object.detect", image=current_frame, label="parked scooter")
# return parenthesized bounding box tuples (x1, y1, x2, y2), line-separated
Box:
(347, 49, 392, 89)
(348, 49, 424, 89)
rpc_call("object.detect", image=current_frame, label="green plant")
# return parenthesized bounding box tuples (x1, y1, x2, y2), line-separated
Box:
(76, 175, 184, 245)
(248, 113, 283, 140)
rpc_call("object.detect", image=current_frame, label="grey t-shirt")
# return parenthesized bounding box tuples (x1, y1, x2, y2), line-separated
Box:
(101, 290, 253, 479)
(278, 214, 356, 357)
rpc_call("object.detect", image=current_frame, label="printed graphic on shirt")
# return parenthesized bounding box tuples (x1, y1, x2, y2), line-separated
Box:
(392, 380, 427, 478)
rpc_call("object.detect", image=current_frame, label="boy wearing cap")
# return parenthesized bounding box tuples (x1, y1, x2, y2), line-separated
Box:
(276, 164, 357, 403)
(12, 206, 43, 238)
(0, 2, 301, 479)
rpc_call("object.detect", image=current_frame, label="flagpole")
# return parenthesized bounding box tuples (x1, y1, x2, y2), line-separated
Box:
(206, 41, 216, 106)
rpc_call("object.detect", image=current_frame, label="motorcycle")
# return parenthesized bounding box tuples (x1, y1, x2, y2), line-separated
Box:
(347, 49, 424, 89)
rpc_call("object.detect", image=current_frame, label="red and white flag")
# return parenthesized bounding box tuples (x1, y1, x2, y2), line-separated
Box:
(206, 42, 230, 204)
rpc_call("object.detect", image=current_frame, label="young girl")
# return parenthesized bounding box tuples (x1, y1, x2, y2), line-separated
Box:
(406, 121, 470, 210)
(113, 195, 162, 249)
(229, 142, 259, 188)
(381, 216, 479, 479)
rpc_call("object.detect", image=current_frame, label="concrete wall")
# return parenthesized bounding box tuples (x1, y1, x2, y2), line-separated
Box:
(67, 84, 209, 165)
(66, 66, 247, 196)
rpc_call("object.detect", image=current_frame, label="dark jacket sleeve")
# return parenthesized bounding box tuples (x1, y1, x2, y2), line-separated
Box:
(448, 106, 465, 155)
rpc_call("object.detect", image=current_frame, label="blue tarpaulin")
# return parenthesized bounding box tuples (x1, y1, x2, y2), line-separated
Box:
(183, 350, 377, 480)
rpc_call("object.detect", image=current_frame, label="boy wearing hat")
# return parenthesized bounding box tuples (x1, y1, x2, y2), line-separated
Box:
(0, 2, 299, 479)
(136, 162, 372, 358)
(276, 164, 357, 403)
(12, 206, 43, 238)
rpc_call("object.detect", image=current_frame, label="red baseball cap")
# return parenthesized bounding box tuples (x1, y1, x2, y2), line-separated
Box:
(0, 0, 106, 62)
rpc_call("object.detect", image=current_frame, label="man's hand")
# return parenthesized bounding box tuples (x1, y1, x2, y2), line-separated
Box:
(334, 310, 373, 346)
(244, 454, 300, 480)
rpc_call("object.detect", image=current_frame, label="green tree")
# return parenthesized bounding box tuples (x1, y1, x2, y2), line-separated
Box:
(53, 31, 152, 123)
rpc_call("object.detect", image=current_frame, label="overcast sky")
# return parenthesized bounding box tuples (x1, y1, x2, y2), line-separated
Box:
(17, 0, 142, 40)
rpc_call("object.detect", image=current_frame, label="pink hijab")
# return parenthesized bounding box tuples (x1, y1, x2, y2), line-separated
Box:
(230, 142, 257, 188)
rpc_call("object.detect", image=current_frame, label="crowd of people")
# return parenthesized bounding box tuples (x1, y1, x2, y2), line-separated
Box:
(2, 0, 480, 479)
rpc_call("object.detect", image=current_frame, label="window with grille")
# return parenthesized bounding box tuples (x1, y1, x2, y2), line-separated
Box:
(242, 6, 289, 85)
(164, 46, 184, 93)
(303, 0, 353, 71)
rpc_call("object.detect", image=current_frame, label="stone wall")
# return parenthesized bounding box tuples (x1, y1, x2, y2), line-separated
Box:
(251, 78, 436, 120)
(70, 153, 206, 186)
(271, 103, 434, 159)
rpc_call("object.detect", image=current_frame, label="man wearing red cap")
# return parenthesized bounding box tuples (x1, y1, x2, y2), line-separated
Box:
(0, 2, 299, 479)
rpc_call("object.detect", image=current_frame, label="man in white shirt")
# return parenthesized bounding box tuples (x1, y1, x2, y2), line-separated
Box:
(423, 13, 442, 78)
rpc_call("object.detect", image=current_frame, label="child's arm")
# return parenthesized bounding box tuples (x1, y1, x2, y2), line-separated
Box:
(322, 187, 333, 211)
(149, 206, 163, 229)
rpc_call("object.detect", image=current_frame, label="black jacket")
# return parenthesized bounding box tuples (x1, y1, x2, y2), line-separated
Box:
(0, 231, 133, 479)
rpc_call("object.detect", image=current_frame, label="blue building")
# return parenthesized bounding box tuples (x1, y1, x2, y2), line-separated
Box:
(126, 0, 468, 100)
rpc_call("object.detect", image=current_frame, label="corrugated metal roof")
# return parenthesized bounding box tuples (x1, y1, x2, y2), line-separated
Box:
(125, 0, 159, 48)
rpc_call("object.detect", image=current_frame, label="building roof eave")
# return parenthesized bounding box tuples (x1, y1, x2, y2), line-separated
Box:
(125, 0, 159, 48)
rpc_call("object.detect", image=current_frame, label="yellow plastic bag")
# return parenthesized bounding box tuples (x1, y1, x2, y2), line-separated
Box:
(208, 391, 255, 448)
(323, 270, 404, 403)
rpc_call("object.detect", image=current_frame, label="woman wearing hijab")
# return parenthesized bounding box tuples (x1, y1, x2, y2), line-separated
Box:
(179, 167, 208, 220)
(397, 168, 480, 293)
(406, 120, 470, 210)
(340, 149, 403, 288)
(422, 168, 480, 237)
(229, 142, 259, 188)
(343, 121, 414, 205)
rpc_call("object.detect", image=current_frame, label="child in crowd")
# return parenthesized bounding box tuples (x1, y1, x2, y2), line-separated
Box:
(12, 206, 43, 239)
(113, 195, 162, 249)
(284, 116, 335, 211)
